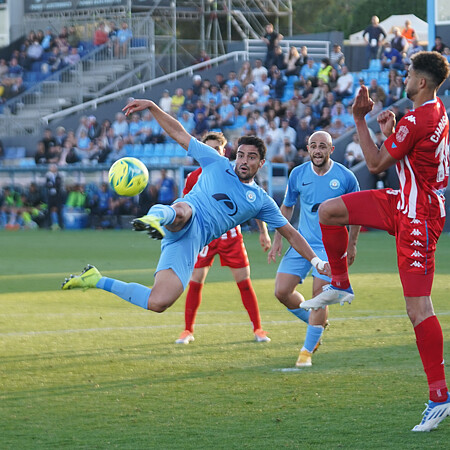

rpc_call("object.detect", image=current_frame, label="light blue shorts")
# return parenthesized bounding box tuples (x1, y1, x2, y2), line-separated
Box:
(155, 215, 204, 290)
(277, 246, 331, 284)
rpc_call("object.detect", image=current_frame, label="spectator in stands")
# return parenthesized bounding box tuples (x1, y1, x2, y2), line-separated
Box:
(264, 120, 282, 161)
(313, 105, 332, 130)
(386, 73, 405, 106)
(391, 27, 408, 54)
(317, 58, 333, 84)
(182, 87, 198, 113)
(225, 70, 241, 92)
(344, 133, 364, 168)
(193, 112, 209, 139)
(261, 23, 283, 69)
(277, 117, 296, 146)
(254, 71, 270, 96)
(404, 38, 424, 65)
(35, 141, 47, 165)
(93, 22, 109, 47)
(208, 84, 222, 106)
(65, 183, 87, 211)
(237, 61, 253, 88)
(272, 46, 286, 71)
(269, 68, 286, 100)
(64, 47, 81, 66)
(381, 41, 404, 71)
(330, 43, 345, 70)
(128, 113, 142, 142)
(76, 116, 89, 139)
(431, 36, 447, 54)
(157, 169, 177, 205)
(192, 74, 203, 96)
(240, 83, 259, 117)
(61, 140, 81, 165)
(112, 112, 129, 137)
(8, 57, 23, 78)
(242, 114, 258, 136)
(327, 117, 348, 139)
(158, 89, 172, 114)
(140, 110, 164, 143)
(363, 15, 386, 62)
(367, 91, 383, 118)
(298, 57, 318, 88)
(86, 116, 101, 140)
(41, 27, 56, 51)
(43, 46, 64, 73)
(107, 138, 126, 164)
(45, 163, 64, 230)
(115, 21, 133, 58)
(368, 78, 386, 105)
(0, 59, 8, 79)
(179, 110, 195, 135)
(401, 19, 416, 46)
(171, 88, 185, 115)
(332, 65, 353, 100)
(90, 182, 114, 229)
(77, 129, 93, 158)
(54, 126, 67, 147)
(284, 46, 302, 77)
(23, 182, 46, 228)
(67, 26, 80, 49)
(25, 39, 44, 69)
(195, 49, 211, 69)
(252, 58, 268, 84)
(229, 84, 243, 111)
(217, 96, 235, 128)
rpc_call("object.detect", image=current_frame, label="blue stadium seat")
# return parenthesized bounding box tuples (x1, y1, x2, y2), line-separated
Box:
(125, 144, 134, 156)
(133, 144, 144, 157)
(143, 143, 155, 157)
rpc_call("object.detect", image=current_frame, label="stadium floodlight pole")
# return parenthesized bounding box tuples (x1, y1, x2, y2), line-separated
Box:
(427, 0, 436, 51)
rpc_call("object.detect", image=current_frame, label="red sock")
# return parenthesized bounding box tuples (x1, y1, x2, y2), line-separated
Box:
(320, 223, 350, 290)
(414, 315, 448, 402)
(184, 281, 203, 333)
(237, 278, 261, 331)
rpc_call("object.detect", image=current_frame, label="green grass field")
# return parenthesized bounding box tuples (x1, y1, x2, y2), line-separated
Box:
(1, 229, 450, 449)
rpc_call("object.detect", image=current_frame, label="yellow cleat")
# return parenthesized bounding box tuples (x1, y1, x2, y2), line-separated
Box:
(61, 264, 102, 290)
(132, 214, 165, 240)
(296, 350, 312, 367)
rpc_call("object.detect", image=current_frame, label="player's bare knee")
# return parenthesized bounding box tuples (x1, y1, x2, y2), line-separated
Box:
(274, 286, 290, 305)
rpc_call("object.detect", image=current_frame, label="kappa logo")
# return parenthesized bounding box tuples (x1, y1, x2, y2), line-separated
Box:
(410, 229, 422, 236)
(212, 193, 238, 216)
(410, 219, 422, 224)
(410, 261, 424, 268)
(410, 240, 424, 247)
(405, 115, 416, 125)
(396, 125, 410, 143)
(411, 250, 424, 258)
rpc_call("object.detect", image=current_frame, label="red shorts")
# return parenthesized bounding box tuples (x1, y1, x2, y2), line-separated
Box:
(342, 189, 445, 297)
(194, 227, 249, 269)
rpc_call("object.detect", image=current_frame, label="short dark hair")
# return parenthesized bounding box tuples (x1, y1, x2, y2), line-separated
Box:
(201, 131, 227, 147)
(237, 135, 266, 160)
(411, 51, 450, 89)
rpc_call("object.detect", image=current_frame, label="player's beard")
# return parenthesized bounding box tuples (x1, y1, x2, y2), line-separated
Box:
(311, 154, 328, 168)
(235, 165, 254, 182)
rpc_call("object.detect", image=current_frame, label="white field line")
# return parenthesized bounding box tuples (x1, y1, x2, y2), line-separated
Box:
(2, 311, 450, 338)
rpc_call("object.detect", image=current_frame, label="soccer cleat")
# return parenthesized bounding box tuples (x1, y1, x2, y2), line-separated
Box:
(412, 393, 450, 432)
(300, 284, 354, 310)
(254, 329, 271, 342)
(296, 350, 312, 367)
(175, 330, 195, 344)
(61, 264, 102, 290)
(132, 215, 165, 240)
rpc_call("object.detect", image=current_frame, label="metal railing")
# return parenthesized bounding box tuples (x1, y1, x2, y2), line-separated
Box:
(245, 38, 330, 61)
(41, 51, 249, 125)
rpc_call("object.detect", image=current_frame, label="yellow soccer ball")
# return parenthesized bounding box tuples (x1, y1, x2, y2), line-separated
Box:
(108, 157, 149, 197)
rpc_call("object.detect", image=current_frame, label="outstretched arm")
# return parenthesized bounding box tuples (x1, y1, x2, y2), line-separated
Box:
(268, 204, 294, 263)
(123, 99, 192, 150)
(347, 225, 361, 266)
(277, 222, 331, 276)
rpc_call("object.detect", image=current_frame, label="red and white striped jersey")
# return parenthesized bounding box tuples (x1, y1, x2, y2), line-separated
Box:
(384, 97, 449, 219)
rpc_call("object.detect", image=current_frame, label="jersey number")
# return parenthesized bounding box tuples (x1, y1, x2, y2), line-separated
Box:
(435, 135, 449, 183)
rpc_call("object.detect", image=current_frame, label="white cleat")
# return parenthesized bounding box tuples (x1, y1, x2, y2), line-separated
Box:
(300, 284, 354, 310)
(412, 394, 450, 432)
(175, 330, 195, 344)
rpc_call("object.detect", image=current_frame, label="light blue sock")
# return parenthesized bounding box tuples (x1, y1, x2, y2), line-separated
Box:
(96, 277, 151, 310)
(51, 211, 58, 225)
(302, 324, 324, 353)
(148, 204, 176, 225)
(288, 307, 310, 324)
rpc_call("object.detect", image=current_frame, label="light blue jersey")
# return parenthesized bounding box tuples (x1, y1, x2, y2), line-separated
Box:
(278, 160, 359, 281)
(158, 138, 288, 288)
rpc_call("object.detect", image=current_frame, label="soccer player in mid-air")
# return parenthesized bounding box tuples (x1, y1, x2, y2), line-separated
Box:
(176, 131, 272, 344)
(62, 98, 330, 330)
(300, 51, 450, 431)
(268, 130, 360, 367)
